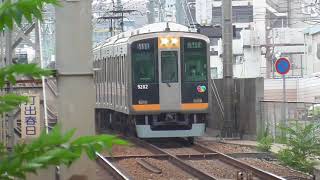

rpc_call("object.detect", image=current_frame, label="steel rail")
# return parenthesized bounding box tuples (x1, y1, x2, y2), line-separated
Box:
(195, 143, 286, 180)
(129, 138, 218, 180)
(96, 152, 130, 180)
(106, 153, 219, 161)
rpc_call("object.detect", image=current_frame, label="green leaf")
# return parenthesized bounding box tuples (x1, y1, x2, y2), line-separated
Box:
(7, 74, 16, 85)
(0, 94, 28, 114)
(71, 136, 101, 146)
(22, 162, 43, 170)
(12, 7, 23, 26)
(0, 0, 60, 31)
(112, 138, 128, 145)
(31, 8, 42, 21)
(62, 128, 76, 143)
(84, 145, 96, 160)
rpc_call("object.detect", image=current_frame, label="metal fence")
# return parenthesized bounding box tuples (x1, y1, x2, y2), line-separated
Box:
(259, 101, 320, 140)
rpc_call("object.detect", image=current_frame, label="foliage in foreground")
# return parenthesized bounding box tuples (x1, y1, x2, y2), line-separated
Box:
(0, 1, 128, 180)
(0, 0, 60, 31)
(0, 125, 127, 180)
(257, 129, 273, 152)
(0, 64, 52, 114)
(277, 123, 320, 173)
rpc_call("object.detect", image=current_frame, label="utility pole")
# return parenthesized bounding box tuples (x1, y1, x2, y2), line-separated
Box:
(147, 0, 155, 24)
(175, 0, 184, 24)
(56, 1, 96, 179)
(222, 0, 235, 137)
(98, 9, 137, 34)
(5, 29, 13, 149)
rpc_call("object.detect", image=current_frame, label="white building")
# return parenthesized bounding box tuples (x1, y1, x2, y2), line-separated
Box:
(304, 25, 320, 76)
(197, 0, 320, 103)
(205, 0, 319, 79)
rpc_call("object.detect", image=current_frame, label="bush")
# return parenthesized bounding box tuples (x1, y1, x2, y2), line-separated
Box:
(257, 135, 273, 152)
(257, 128, 273, 152)
(277, 123, 320, 173)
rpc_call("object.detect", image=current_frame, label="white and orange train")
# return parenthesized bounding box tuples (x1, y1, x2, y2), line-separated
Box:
(93, 22, 210, 143)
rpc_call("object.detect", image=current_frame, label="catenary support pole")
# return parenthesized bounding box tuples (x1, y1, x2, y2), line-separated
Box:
(222, 0, 235, 137)
(56, 0, 97, 179)
(5, 29, 13, 149)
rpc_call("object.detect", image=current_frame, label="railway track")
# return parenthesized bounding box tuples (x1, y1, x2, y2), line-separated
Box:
(96, 137, 293, 180)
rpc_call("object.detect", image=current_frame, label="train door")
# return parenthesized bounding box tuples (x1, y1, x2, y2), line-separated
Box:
(158, 50, 181, 111)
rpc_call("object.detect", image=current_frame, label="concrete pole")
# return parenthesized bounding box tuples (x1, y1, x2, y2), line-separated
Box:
(147, 0, 155, 24)
(222, 0, 235, 137)
(5, 29, 13, 149)
(175, 0, 184, 24)
(55, 1, 97, 179)
(34, 22, 41, 65)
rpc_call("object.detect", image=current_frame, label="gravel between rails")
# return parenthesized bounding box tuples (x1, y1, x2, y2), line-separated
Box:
(102, 144, 154, 156)
(240, 158, 312, 179)
(115, 158, 198, 180)
(186, 159, 257, 179)
(200, 141, 258, 154)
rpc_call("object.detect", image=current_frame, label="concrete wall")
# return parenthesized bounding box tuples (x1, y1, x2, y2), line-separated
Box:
(297, 77, 320, 102)
(208, 77, 264, 139)
(264, 78, 298, 101)
(264, 78, 320, 103)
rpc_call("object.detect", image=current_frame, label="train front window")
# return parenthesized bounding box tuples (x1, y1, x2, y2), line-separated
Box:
(183, 39, 207, 82)
(161, 51, 178, 83)
(132, 40, 155, 83)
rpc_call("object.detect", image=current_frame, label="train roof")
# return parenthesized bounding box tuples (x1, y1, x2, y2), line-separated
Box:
(94, 22, 191, 50)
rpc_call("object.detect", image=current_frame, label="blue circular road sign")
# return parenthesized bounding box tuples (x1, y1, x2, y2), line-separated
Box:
(275, 57, 291, 75)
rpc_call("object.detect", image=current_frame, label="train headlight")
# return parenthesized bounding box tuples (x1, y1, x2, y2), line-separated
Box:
(160, 38, 169, 46)
(171, 38, 178, 45)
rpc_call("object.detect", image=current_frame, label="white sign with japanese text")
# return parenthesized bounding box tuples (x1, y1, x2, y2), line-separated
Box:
(21, 94, 41, 139)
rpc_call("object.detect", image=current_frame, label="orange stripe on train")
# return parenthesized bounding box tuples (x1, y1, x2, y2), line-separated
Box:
(181, 103, 208, 110)
(132, 104, 161, 111)
(132, 103, 208, 111)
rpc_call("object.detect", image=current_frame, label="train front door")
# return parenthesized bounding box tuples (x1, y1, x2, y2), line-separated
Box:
(158, 50, 181, 111)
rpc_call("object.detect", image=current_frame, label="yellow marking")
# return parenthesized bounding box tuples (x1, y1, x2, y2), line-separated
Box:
(132, 104, 161, 111)
(181, 103, 208, 110)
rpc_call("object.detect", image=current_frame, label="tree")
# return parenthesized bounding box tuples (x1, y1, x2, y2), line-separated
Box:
(0, 1, 126, 179)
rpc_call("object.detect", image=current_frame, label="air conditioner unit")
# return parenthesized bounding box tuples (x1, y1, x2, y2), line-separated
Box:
(236, 56, 244, 64)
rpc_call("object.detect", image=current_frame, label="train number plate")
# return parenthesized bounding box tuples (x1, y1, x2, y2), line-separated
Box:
(137, 84, 149, 90)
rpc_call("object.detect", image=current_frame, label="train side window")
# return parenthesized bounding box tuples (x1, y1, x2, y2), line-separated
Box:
(104, 58, 106, 82)
(93, 61, 96, 83)
(119, 56, 122, 84)
(119, 56, 122, 85)
(161, 51, 178, 83)
(102, 58, 104, 82)
(109, 57, 112, 82)
(122, 56, 125, 84)
(97, 60, 100, 84)
(112, 57, 115, 83)
(107, 57, 109, 82)
(116, 57, 119, 83)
